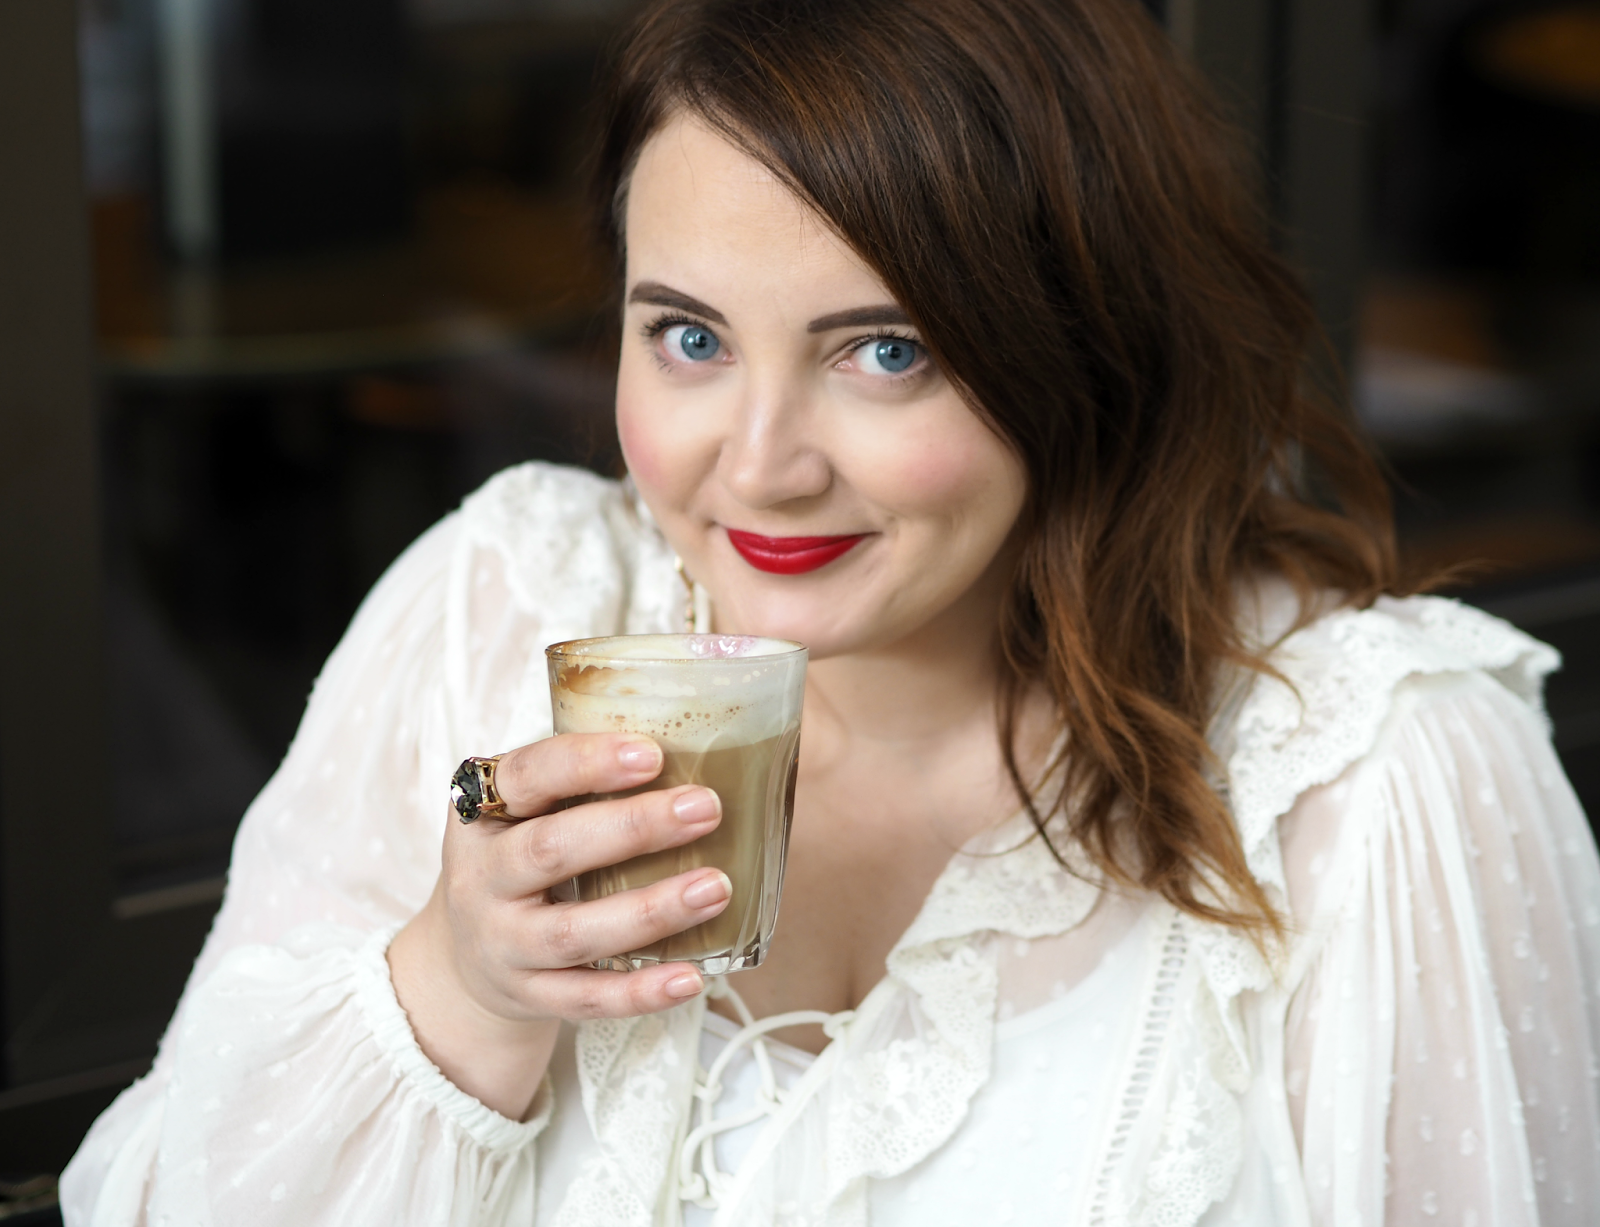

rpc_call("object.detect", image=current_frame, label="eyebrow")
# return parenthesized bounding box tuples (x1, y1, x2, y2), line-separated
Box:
(805, 305, 912, 333)
(627, 282, 729, 326)
(627, 281, 912, 335)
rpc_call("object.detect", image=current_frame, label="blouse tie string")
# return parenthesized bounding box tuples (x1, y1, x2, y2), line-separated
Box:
(675, 977, 854, 1210)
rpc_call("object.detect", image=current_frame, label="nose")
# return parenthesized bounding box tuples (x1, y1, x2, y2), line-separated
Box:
(716, 371, 832, 510)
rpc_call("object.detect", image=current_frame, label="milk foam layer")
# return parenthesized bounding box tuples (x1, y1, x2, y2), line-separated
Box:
(547, 634, 805, 752)
(554, 634, 793, 662)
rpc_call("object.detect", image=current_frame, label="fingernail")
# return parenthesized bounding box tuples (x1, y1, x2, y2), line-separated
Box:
(672, 788, 719, 824)
(617, 739, 661, 772)
(681, 870, 731, 910)
(665, 971, 704, 999)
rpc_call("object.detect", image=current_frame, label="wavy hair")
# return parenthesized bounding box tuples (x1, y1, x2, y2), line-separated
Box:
(589, 0, 1402, 938)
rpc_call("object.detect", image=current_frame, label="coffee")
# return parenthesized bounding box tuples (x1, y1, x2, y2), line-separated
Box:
(575, 728, 800, 965)
(546, 633, 808, 973)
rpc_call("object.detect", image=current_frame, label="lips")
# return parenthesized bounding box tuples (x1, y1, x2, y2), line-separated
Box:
(725, 528, 869, 575)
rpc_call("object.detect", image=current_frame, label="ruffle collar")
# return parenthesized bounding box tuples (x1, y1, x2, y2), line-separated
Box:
(562, 809, 1101, 1226)
(524, 487, 1559, 1226)
(1192, 592, 1560, 1013)
(820, 808, 1100, 1194)
(1106, 593, 1558, 1227)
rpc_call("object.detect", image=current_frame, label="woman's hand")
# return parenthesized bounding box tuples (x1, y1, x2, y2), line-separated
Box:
(388, 733, 728, 1120)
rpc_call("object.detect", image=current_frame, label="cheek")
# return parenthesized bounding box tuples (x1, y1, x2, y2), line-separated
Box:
(615, 395, 664, 492)
(615, 361, 683, 502)
(895, 443, 988, 508)
(617, 353, 731, 516)
(858, 416, 1023, 523)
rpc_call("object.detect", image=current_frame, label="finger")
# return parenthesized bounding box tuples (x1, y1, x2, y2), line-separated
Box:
(523, 962, 709, 1020)
(494, 733, 664, 818)
(512, 866, 733, 970)
(486, 784, 721, 896)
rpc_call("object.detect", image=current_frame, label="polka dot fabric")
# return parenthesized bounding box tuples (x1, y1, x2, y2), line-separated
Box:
(58, 464, 1600, 1226)
(1279, 672, 1600, 1227)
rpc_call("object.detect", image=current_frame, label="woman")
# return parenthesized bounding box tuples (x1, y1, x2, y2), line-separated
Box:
(63, 0, 1600, 1223)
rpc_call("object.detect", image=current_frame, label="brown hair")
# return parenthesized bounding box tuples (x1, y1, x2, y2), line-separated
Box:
(591, 0, 1400, 938)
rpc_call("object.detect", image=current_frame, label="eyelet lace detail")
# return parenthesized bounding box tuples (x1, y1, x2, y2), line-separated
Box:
(1069, 594, 1557, 1227)
(522, 519, 1557, 1227)
(1195, 596, 1560, 1023)
(1088, 915, 1189, 1226)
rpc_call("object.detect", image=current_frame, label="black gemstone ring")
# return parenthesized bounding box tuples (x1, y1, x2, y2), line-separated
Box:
(451, 755, 506, 824)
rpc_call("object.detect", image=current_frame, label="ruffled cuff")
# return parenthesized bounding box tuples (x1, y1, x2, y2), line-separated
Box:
(138, 922, 546, 1225)
(349, 924, 553, 1149)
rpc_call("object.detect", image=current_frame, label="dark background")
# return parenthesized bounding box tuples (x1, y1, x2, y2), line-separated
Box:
(2, 0, 1598, 1215)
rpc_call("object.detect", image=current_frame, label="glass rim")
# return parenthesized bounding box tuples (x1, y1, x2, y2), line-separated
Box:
(544, 632, 808, 666)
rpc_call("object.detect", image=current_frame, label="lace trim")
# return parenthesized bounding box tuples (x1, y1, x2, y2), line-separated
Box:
(1229, 595, 1558, 897)
(1088, 912, 1188, 1227)
(1194, 595, 1561, 1043)
(1090, 594, 1559, 1227)
(452, 461, 682, 655)
(556, 1004, 707, 1227)
(464, 484, 1559, 1227)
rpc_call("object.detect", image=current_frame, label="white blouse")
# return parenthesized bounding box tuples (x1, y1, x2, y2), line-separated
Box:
(60, 462, 1600, 1227)
(655, 903, 1157, 1227)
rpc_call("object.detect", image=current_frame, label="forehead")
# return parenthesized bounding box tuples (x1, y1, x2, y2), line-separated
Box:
(623, 114, 889, 307)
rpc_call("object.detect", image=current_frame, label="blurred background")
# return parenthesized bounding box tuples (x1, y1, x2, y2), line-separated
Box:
(1, 0, 1598, 1215)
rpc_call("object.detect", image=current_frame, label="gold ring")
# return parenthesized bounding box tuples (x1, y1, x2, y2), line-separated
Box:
(450, 755, 506, 823)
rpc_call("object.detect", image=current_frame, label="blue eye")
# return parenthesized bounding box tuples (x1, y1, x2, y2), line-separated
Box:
(666, 324, 721, 362)
(858, 337, 919, 375)
(875, 340, 915, 372)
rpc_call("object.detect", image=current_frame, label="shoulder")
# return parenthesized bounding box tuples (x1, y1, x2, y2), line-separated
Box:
(358, 462, 637, 587)
(338, 461, 664, 640)
(453, 461, 677, 622)
(1189, 588, 1567, 1002)
(457, 460, 637, 559)
(1229, 590, 1558, 834)
(1221, 588, 1561, 901)
(459, 457, 621, 519)
(1259, 587, 1558, 715)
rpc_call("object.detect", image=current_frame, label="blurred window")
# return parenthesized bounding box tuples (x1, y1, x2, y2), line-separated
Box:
(80, 0, 644, 903)
(1361, 0, 1600, 817)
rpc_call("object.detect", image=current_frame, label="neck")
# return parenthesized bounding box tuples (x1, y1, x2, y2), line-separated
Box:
(793, 572, 1058, 850)
(797, 541, 1033, 771)
(803, 617, 1006, 753)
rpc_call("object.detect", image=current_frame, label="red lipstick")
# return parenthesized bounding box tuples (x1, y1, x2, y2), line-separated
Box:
(725, 529, 868, 575)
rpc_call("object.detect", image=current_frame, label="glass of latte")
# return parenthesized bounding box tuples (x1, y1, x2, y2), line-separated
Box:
(545, 633, 807, 974)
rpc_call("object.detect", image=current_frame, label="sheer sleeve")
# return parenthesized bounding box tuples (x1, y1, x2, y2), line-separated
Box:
(60, 464, 668, 1226)
(1279, 669, 1600, 1227)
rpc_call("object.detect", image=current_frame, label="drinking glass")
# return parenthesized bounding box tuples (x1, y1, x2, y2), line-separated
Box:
(545, 633, 807, 974)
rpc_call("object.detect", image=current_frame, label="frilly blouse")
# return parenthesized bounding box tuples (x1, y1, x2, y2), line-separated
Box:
(61, 462, 1600, 1226)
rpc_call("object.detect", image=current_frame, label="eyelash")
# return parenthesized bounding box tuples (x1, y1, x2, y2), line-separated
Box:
(641, 312, 713, 373)
(845, 328, 927, 383)
(641, 311, 704, 340)
(844, 328, 918, 354)
(641, 313, 926, 380)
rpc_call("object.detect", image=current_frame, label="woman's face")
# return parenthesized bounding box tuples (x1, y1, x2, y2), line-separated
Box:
(617, 115, 1027, 659)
